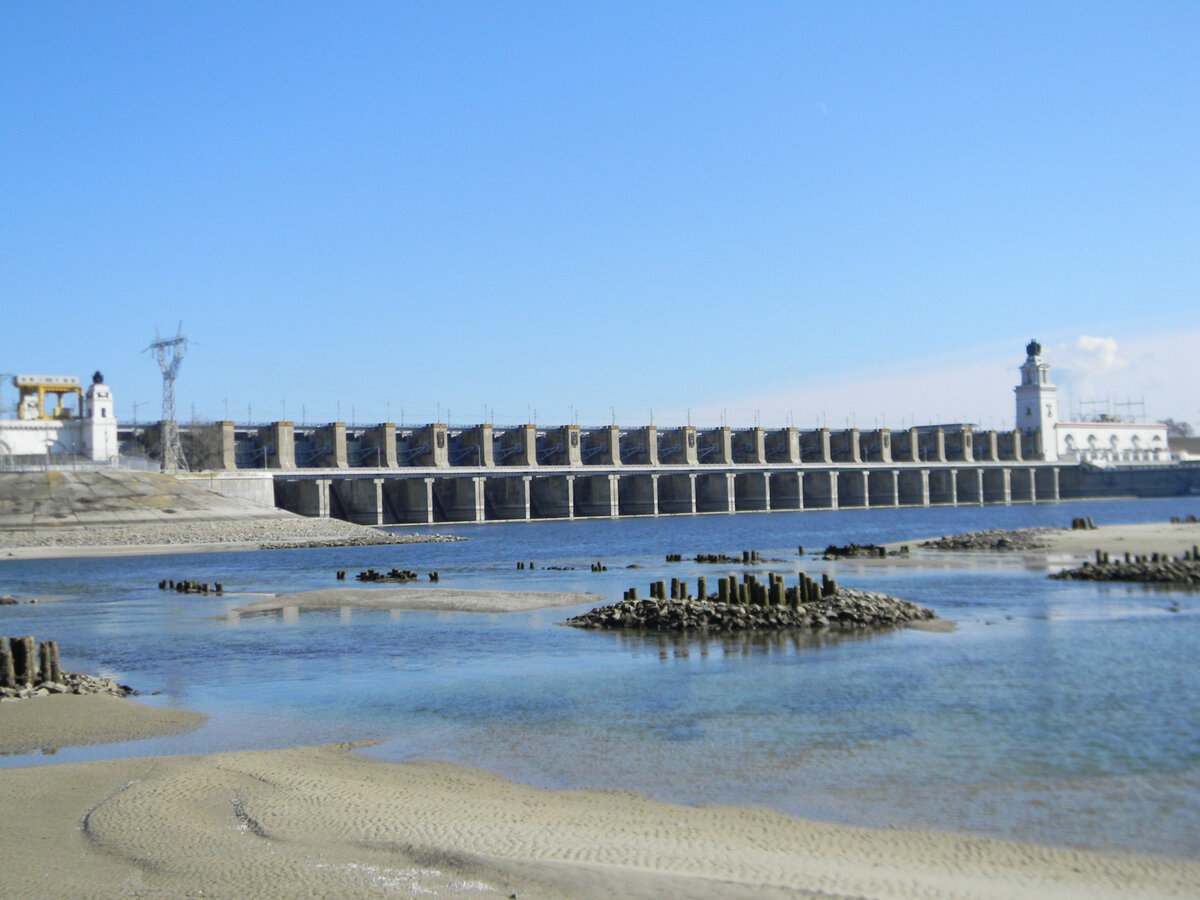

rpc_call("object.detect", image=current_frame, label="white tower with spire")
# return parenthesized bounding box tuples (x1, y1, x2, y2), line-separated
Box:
(1014, 339, 1058, 461)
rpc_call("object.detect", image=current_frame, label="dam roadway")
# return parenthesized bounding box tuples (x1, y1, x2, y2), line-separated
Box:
(132, 421, 1122, 526)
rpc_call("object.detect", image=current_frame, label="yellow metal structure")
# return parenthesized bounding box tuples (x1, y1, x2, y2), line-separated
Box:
(13, 374, 83, 421)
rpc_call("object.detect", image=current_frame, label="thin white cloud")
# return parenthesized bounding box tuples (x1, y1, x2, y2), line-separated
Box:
(672, 329, 1200, 432)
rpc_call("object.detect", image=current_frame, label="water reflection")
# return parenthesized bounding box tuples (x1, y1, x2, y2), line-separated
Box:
(601, 625, 897, 659)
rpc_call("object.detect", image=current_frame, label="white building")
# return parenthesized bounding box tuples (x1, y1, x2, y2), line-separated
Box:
(1015, 340, 1169, 464)
(0, 372, 118, 464)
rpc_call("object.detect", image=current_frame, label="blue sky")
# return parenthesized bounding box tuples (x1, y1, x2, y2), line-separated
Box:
(2, 2, 1197, 430)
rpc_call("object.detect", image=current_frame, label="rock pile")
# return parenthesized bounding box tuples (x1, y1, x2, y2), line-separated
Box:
(355, 567, 419, 583)
(919, 527, 1061, 551)
(565, 588, 935, 633)
(1050, 547, 1200, 585)
(823, 542, 889, 559)
(1, 635, 135, 700)
(158, 578, 223, 594)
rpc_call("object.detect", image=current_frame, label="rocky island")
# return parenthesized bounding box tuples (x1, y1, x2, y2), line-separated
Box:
(565, 588, 936, 633)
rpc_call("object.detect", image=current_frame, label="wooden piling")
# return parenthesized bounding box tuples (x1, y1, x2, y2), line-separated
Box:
(9, 636, 35, 686)
(0, 637, 15, 689)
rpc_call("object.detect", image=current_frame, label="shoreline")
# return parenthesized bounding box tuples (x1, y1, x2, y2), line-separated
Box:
(884, 519, 1200, 563)
(0, 692, 207, 756)
(0, 517, 460, 560)
(2, 737, 1196, 899)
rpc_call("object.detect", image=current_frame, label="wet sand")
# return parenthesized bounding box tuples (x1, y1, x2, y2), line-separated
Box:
(2, 739, 1196, 899)
(0, 693, 207, 756)
(230, 586, 605, 616)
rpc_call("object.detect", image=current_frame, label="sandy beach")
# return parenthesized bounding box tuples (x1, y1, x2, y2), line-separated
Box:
(888, 519, 1200, 562)
(4, 516, 1200, 897)
(2, 734, 1197, 900)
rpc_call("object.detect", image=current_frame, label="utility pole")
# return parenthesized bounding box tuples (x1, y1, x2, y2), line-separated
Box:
(146, 325, 188, 472)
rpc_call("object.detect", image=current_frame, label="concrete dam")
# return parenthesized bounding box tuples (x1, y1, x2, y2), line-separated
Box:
(142, 419, 1101, 525)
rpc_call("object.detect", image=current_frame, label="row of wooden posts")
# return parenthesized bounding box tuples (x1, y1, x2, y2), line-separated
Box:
(1089, 546, 1200, 566)
(626, 571, 838, 607)
(1, 636, 61, 689)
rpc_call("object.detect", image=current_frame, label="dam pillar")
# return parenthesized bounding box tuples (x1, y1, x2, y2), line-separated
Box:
(734, 472, 769, 511)
(927, 468, 955, 505)
(454, 425, 495, 467)
(484, 475, 530, 519)
(1035, 466, 1060, 501)
(732, 428, 766, 464)
(260, 422, 296, 469)
(379, 477, 433, 523)
(697, 427, 733, 465)
(836, 470, 867, 507)
(998, 431, 1023, 461)
(342, 478, 385, 525)
(546, 425, 581, 466)
(1012, 467, 1036, 503)
(529, 474, 573, 519)
(574, 473, 619, 517)
(861, 429, 892, 463)
(659, 427, 698, 465)
(657, 473, 696, 514)
(868, 469, 898, 507)
(418, 424, 449, 467)
(978, 431, 999, 462)
(897, 469, 928, 506)
(695, 472, 734, 512)
(582, 426, 619, 466)
(495, 425, 537, 467)
(276, 477, 330, 517)
(957, 468, 983, 505)
(766, 428, 800, 463)
(313, 423, 348, 468)
(982, 468, 1011, 505)
(618, 473, 658, 516)
(769, 471, 802, 510)
(800, 428, 832, 463)
(892, 428, 920, 463)
(432, 476, 485, 522)
(361, 424, 398, 468)
(831, 429, 861, 463)
(803, 470, 837, 509)
(946, 427, 973, 462)
(622, 426, 658, 465)
(920, 429, 946, 463)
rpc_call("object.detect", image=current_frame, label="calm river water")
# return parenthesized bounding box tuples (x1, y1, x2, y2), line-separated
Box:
(3, 497, 1199, 859)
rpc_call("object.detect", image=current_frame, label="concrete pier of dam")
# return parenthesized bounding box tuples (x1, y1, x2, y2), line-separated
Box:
(114, 420, 1111, 525)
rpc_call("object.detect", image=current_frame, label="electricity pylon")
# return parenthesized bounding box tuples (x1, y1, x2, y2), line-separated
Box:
(147, 325, 188, 472)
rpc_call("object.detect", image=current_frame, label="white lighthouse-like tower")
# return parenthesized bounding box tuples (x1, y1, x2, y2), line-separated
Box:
(1014, 339, 1059, 461)
(83, 371, 117, 462)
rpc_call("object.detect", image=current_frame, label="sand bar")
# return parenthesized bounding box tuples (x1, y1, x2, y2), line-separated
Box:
(2, 740, 1197, 899)
(232, 586, 605, 616)
(0, 693, 207, 756)
(888, 520, 1200, 562)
